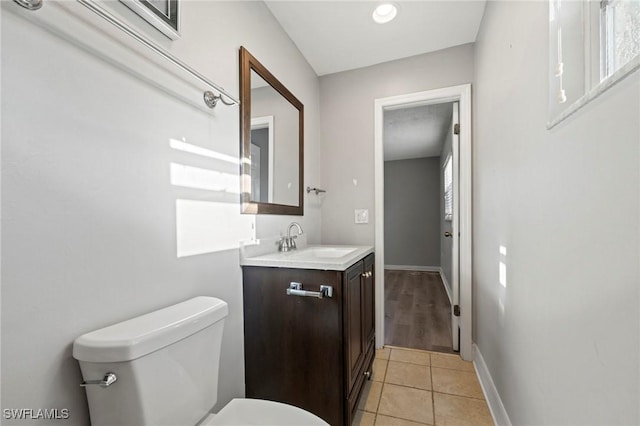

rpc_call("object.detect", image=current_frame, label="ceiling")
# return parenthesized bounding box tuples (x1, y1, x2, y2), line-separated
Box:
(264, 1, 486, 76)
(384, 102, 453, 161)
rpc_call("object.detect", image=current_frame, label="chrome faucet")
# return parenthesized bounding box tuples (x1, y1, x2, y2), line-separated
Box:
(279, 222, 304, 252)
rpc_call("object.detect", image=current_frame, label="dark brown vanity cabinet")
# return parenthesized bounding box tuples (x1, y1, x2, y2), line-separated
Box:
(242, 253, 375, 426)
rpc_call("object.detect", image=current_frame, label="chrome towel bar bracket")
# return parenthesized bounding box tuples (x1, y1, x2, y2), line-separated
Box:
(14, 0, 42, 10)
(306, 187, 326, 195)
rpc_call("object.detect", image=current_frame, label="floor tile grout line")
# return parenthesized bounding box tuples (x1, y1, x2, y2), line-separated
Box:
(377, 372, 385, 410)
(376, 349, 484, 425)
(385, 346, 471, 369)
(376, 405, 432, 426)
(383, 346, 466, 361)
(383, 383, 432, 392)
(431, 390, 487, 400)
(384, 361, 432, 392)
(374, 412, 431, 425)
(375, 381, 384, 420)
(384, 347, 466, 362)
(378, 355, 435, 426)
(387, 359, 431, 367)
(374, 355, 389, 416)
(385, 345, 454, 356)
(430, 365, 476, 372)
(430, 353, 435, 426)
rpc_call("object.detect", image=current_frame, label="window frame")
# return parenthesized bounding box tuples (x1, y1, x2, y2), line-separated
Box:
(548, 0, 640, 128)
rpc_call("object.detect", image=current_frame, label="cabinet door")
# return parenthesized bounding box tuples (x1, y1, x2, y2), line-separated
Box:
(243, 267, 344, 426)
(344, 261, 365, 392)
(362, 254, 375, 346)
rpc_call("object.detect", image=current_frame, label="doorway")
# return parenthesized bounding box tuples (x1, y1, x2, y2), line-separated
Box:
(382, 101, 456, 353)
(373, 85, 473, 361)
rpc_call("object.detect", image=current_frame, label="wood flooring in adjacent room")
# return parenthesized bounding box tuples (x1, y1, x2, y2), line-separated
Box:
(384, 270, 454, 354)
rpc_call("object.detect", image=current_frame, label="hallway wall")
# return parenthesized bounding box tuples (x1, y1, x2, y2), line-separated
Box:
(384, 157, 441, 267)
(319, 44, 474, 246)
(473, 2, 640, 424)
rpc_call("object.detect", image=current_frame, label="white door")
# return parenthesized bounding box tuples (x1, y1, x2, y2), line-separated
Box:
(450, 102, 460, 351)
(250, 143, 261, 202)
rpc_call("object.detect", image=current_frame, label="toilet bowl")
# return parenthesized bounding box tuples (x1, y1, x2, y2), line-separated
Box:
(73, 297, 328, 426)
(203, 398, 327, 425)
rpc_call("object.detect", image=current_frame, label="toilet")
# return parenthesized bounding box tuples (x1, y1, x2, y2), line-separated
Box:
(73, 296, 328, 426)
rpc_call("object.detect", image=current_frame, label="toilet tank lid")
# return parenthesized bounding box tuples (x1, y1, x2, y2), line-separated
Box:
(73, 296, 228, 363)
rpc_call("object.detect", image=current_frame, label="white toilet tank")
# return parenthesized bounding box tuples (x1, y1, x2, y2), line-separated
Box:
(73, 296, 229, 426)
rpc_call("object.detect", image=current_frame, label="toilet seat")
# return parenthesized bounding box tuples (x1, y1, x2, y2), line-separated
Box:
(203, 398, 329, 426)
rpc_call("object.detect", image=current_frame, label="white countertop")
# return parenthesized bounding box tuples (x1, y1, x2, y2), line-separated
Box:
(240, 241, 374, 271)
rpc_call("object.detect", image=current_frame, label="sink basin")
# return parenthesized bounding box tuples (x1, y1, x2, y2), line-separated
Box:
(240, 243, 373, 270)
(290, 247, 357, 259)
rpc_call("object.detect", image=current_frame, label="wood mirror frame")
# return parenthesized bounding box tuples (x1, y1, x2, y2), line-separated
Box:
(239, 46, 304, 215)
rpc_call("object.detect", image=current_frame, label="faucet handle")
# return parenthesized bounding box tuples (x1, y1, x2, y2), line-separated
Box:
(279, 236, 296, 252)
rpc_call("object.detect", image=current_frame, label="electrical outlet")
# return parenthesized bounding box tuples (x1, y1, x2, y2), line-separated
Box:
(354, 209, 369, 224)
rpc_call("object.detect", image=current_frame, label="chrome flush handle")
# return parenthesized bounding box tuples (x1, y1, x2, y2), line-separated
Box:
(80, 372, 118, 388)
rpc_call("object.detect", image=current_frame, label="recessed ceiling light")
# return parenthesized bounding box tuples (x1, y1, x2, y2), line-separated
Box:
(372, 3, 397, 24)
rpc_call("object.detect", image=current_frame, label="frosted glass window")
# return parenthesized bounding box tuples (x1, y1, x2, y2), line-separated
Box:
(601, 0, 640, 77)
(548, 0, 640, 127)
(548, 0, 586, 117)
(443, 155, 453, 222)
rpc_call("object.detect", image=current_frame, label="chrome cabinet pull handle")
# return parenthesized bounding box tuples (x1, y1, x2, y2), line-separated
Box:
(286, 282, 333, 299)
(80, 372, 117, 388)
(361, 271, 372, 278)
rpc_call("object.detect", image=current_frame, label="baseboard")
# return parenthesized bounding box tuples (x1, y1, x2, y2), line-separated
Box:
(384, 265, 440, 272)
(439, 270, 453, 305)
(473, 344, 512, 426)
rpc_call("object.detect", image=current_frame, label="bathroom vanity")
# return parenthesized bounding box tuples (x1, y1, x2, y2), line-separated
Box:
(241, 246, 375, 426)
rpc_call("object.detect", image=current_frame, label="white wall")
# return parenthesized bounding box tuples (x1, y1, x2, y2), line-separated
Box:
(319, 44, 474, 245)
(1, 1, 321, 424)
(474, 2, 639, 424)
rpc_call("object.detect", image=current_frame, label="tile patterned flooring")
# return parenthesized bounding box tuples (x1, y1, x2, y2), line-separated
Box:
(353, 346, 494, 426)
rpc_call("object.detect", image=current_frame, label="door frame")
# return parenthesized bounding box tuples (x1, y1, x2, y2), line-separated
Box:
(373, 84, 473, 361)
(251, 115, 275, 203)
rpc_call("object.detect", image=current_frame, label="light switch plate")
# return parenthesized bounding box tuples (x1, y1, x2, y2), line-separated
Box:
(354, 209, 369, 224)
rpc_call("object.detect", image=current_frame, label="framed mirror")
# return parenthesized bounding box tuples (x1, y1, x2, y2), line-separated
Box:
(240, 46, 304, 215)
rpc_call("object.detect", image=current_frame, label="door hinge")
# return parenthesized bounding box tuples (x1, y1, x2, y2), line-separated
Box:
(453, 305, 460, 316)
(453, 123, 460, 135)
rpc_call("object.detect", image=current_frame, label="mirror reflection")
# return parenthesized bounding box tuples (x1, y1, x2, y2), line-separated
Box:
(249, 71, 299, 206)
(240, 47, 304, 215)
